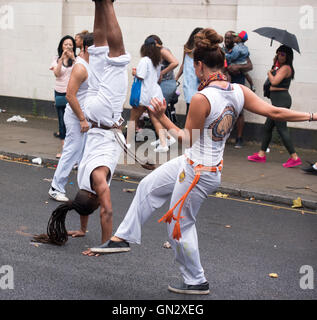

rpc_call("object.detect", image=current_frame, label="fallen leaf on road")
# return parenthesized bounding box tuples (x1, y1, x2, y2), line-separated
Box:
(215, 192, 229, 199)
(225, 225, 231, 228)
(163, 241, 172, 249)
(292, 197, 303, 208)
(123, 188, 136, 193)
(31, 243, 40, 248)
(43, 178, 52, 182)
(269, 273, 278, 278)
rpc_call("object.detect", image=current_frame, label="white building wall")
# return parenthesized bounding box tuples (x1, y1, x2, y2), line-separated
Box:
(0, 0, 316, 130)
(237, 0, 317, 130)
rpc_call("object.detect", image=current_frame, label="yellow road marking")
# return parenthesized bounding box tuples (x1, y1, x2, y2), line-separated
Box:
(2, 158, 316, 215)
(208, 194, 317, 216)
(114, 176, 317, 216)
(0, 157, 37, 167)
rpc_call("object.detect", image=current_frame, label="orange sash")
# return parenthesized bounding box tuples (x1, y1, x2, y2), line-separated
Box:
(158, 159, 223, 240)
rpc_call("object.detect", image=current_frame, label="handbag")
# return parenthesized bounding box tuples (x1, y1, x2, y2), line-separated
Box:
(55, 94, 68, 107)
(263, 78, 271, 99)
(129, 77, 142, 107)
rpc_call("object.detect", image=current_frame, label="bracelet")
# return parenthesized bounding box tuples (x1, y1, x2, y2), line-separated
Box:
(309, 113, 314, 122)
(79, 118, 86, 122)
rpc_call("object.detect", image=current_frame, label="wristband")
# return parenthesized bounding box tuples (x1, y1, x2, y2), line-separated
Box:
(309, 113, 314, 122)
(79, 118, 86, 122)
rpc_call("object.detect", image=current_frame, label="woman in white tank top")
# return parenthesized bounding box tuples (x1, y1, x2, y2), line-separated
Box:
(91, 28, 317, 295)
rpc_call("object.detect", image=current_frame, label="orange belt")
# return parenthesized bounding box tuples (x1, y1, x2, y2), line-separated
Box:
(158, 158, 223, 240)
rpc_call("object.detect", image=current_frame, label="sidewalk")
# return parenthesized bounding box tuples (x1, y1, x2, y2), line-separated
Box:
(1, 112, 316, 210)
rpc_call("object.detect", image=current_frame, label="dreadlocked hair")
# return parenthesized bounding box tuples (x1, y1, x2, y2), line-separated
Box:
(32, 190, 99, 246)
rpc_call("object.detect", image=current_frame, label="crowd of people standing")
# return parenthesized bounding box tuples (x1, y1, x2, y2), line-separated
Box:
(48, 23, 316, 202)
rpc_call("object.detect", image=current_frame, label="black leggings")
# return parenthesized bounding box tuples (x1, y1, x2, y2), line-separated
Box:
(261, 91, 296, 155)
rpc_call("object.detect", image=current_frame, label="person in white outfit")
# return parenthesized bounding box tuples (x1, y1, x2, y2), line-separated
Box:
(78, 0, 131, 250)
(126, 36, 166, 151)
(49, 33, 94, 203)
(89, 28, 317, 294)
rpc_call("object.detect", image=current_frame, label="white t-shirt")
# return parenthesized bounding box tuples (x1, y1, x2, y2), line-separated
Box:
(185, 84, 245, 166)
(65, 57, 90, 119)
(136, 56, 163, 107)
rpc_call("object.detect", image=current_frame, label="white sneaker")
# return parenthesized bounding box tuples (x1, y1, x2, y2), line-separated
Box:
(48, 187, 69, 202)
(150, 139, 160, 147)
(167, 136, 176, 147)
(154, 145, 169, 153)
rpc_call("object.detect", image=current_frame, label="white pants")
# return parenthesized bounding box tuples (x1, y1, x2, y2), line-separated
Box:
(84, 45, 130, 127)
(78, 45, 129, 193)
(52, 109, 87, 194)
(115, 155, 222, 285)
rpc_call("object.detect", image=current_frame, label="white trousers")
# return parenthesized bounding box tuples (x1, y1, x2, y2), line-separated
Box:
(52, 110, 87, 194)
(84, 45, 130, 127)
(77, 45, 129, 193)
(115, 155, 222, 285)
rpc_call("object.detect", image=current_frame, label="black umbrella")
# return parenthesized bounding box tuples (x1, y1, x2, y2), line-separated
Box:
(253, 27, 300, 53)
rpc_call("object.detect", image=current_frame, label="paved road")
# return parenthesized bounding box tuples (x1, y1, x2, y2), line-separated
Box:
(0, 159, 316, 301)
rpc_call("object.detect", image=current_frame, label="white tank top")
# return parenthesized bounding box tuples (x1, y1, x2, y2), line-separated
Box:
(65, 57, 90, 117)
(185, 83, 245, 166)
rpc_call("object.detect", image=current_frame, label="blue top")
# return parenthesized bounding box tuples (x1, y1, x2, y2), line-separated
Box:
(225, 43, 249, 65)
(183, 54, 200, 104)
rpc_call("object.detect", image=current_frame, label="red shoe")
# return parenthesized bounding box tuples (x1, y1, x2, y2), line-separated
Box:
(283, 157, 302, 168)
(247, 153, 266, 163)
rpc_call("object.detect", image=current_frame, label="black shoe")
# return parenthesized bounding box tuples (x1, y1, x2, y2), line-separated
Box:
(53, 132, 60, 138)
(168, 281, 210, 295)
(301, 165, 317, 175)
(90, 240, 130, 253)
(234, 137, 243, 149)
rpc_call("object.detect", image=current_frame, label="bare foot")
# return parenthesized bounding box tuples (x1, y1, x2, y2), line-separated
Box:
(68, 230, 86, 238)
(82, 249, 100, 257)
(111, 236, 124, 242)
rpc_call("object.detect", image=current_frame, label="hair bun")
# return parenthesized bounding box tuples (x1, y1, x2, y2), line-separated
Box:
(195, 28, 223, 50)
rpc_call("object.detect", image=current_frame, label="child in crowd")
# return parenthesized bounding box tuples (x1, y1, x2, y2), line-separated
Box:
(226, 31, 256, 92)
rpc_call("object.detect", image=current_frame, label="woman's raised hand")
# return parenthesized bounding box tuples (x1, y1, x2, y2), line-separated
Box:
(148, 97, 167, 118)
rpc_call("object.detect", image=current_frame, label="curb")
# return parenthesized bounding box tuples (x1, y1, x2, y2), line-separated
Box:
(1, 150, 316, 211)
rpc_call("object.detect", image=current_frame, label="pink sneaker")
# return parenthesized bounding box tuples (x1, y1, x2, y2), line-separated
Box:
(247, 153, 266, 163)
(283, 157, 302, 168)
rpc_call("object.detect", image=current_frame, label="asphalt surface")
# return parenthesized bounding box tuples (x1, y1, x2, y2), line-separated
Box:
(1, 112, 317, 211)
(0, 159, 316, 301)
